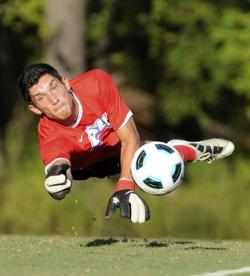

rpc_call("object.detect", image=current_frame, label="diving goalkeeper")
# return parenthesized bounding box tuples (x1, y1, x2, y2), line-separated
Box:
(18, 64, 235, 224)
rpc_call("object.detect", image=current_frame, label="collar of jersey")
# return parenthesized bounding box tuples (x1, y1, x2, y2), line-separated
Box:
(69, 91, 83, 128)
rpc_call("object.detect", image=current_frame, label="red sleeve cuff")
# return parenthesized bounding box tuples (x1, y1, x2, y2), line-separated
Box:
(115, 180, 135, 192)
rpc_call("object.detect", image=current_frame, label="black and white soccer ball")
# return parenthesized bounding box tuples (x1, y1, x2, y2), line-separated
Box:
(130, 142, 185, 195)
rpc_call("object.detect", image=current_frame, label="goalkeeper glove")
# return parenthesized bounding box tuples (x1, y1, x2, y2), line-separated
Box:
(45, 163, 72, 200)
(105, 179, 150, 223)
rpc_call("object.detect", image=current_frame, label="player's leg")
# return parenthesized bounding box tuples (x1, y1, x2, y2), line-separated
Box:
(167, 138, 235, 163)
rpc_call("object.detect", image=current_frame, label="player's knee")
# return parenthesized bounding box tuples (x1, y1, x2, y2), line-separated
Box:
(48, 188, 71, 200)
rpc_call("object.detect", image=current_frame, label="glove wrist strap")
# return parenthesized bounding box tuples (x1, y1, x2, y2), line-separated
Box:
(115, 179, 135, 192)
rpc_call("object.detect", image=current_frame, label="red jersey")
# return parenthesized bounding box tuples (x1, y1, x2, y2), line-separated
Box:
(38, 69, 132, 171)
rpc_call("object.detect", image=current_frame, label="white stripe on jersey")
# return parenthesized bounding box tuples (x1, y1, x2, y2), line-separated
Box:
(118, 110, 133, 130)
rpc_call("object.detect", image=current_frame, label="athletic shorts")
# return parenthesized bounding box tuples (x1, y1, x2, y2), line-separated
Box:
(71, 141, 145, 180)
(71, 155, 120, 180)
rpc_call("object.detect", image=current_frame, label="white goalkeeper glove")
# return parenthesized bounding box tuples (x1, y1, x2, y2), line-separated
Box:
(105, 188, 150, 223)
(45, 163, 72, 200)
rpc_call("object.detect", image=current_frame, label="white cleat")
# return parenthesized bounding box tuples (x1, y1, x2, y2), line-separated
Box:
(167, 138, 235, 163)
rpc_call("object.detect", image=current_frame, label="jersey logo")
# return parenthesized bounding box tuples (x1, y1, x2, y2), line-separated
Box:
(79, 134, 84, 143)
(85, 113, 111, 147)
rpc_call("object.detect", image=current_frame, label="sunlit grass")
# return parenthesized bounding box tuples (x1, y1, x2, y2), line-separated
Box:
(0, 235, 249, 276)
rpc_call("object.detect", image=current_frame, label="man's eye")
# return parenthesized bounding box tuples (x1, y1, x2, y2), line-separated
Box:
(52, 83, 58, 89)
(37, 96, 43, 101)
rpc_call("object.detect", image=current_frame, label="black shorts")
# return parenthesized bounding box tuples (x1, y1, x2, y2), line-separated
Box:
(71, 155, 120, 180)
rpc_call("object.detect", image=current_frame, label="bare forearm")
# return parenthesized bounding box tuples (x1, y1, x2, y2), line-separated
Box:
(119, 138, 140, 180)
(117, 117, 140, 180)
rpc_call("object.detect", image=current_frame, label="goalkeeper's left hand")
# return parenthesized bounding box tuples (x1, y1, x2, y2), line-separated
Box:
(105, 179, 150, 223)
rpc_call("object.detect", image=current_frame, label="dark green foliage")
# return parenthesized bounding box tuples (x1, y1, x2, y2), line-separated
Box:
(89, 1, 249, 144)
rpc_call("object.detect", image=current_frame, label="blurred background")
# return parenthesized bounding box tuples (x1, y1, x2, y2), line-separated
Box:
(0, 0, 249, 239)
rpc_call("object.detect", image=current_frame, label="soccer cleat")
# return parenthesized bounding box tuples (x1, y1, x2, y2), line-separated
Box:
(167, 138, 235, 163)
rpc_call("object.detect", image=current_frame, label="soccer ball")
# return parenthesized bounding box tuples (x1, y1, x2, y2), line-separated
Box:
(130, 141, 184, 195)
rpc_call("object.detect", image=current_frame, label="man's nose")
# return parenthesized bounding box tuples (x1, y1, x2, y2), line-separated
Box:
(47, 91, 59, 104)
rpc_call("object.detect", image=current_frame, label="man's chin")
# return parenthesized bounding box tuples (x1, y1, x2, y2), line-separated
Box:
(52, 114, 75, 126)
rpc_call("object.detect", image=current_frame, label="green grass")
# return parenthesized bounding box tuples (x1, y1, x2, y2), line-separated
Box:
(0, 235, 249, 275)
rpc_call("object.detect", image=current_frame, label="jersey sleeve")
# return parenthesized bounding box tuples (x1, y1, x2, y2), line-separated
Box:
(95, 69, 133, 130)
(38, 120, 72, 167)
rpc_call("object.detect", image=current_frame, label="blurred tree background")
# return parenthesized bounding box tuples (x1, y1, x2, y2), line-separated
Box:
(0, 0, 249, 239)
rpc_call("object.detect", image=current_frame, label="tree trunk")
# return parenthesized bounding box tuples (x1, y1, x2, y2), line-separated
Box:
(45, 0, 86, 78)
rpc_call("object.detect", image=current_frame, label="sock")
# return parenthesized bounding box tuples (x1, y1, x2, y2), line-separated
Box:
(173, 145, 196, 162)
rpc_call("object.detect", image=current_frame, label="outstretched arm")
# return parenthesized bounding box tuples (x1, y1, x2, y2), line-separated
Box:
(105, 117, 150, 223)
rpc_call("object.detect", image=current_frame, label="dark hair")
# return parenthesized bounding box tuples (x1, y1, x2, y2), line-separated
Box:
(18, 63, 63, 103)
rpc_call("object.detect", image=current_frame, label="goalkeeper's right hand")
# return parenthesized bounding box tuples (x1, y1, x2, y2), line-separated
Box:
(45, 163, 72, 200)
(105, 179, 150, 223)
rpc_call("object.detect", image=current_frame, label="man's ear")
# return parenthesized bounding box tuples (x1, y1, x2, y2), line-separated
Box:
(28, 103, 42, 115)
(62, 77, 71, 90)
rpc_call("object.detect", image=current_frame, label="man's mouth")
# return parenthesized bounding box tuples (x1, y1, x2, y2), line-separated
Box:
(54, 103, 64, 112)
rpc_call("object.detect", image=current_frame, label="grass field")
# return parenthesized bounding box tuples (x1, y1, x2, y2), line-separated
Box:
(0, 235, 249, 276)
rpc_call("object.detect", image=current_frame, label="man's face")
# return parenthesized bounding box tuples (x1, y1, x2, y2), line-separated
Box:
(28, 74, 74, 122)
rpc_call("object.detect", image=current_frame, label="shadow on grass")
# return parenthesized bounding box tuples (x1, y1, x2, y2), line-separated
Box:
(83, 239, 225, 251)
(184, 246, 226, 251)
(146, 240, 194, 248)
(170, 240, 194, 245)
(84, 238, 119, 247)
(146, 241, 168, 248)
(147, 241, 226, 251)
